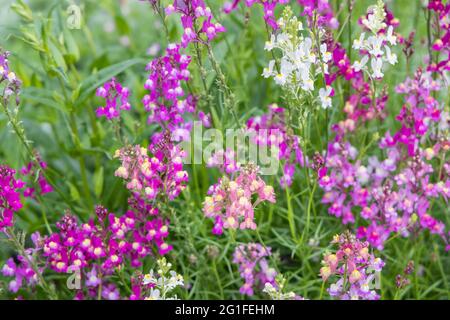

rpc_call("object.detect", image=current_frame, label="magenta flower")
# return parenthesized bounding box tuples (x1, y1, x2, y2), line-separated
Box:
(320, 232, 384, 300)
(203, 164, 275, 234)
(0, 165, 25, 232)
(233, 243, 277, 296)
(95, 78, 131, 120)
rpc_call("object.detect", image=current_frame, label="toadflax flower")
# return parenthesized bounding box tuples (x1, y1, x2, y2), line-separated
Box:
(0, 49, 22, 104)
(203, 164, 275, 235)
(320, 232, 385, 300)
(140, 258, 184, 300)
(95, 78, 131, 120)
(351, 0, 399, 79)
(263, 274, 305, 300)
(142, 43, 196, 135)
(223, 0, 289, 29)
(166, 0, 225, 47)
(114, 134, 188, 203)
(233, 243, 277, 296)
(263, 6, 334, 109)
(0, 165, 25, 232)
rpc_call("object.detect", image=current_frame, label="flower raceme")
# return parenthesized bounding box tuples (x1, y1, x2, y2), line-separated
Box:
(37, 205, 173, 299)
(0, 165, 25, 232)
(233, 243, 277, 296)
(203, 164, 275, 235)
(351, 0, 399, 79)
(165, 0, 225, 47)
(142, 43, 197, 136)
(318, 69, 449, 250)
(263, 274, 305, 300)
(95, 78, 131, 120)
(320, 232, 385, 300)
(138, 257, 184, 300)
(0, 49, 22, 104)
(263, 6, 334, 109)
(114, 137, 188, 204)
(223, 0, 289, 29)
(1, 232, 43, 293)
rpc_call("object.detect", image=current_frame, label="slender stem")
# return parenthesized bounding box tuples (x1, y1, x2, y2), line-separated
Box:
(285, 187, 297, 242)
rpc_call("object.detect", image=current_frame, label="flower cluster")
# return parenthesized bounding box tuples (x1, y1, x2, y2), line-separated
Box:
(233, 243, 277, 296)
(0, 49, 22, 104)
(263, 274, 304, 300)
(203, 164, 275, 235)
(138, 258, 184, 300)
(37, 204, 173, 299)
(352, 0, 399, 79)
(166, 0, 225, 47)
(142, 43, 196, 134)
(1, 232, 42, 293)
(298, 0, 339, 29)
(427, 0, 450, 74)
(0, 165, 25, 232)
(223, 0, 289, 29)
(207, 149, 239, 174)
(318, 69, 449, 250)
(114, 138, 188, 204)
(263, 7, 333, 109)
(395, 260, 414, 289)
(95, 78, 131, 120)
(246, 104, 304, 187)
(320, 232, 385, 300)
(20, 156, 53, 198)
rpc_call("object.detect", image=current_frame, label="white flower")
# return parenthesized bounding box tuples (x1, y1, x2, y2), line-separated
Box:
(145, 289, 161, 300)
(262, 60, 276, 78)
(274, 72, 287, 85)
(320, 43, 332, 63)
(319, 86, 332, 109)
(362, 0, 387, 33)
(385, 26, 397, 46)
(371, 57, 384, 78)
(385, 46, 397, 65)
(353, 33, 366, 50)
(367, 36, 384, 56)
(353, 55, 369, 72)
(264, 34, 276, 51)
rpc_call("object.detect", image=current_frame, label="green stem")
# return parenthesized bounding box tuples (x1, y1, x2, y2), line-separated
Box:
(285, 187, 297, 242)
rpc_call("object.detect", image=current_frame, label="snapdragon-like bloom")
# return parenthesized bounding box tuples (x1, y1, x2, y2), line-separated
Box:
(34, 203, 173, 299)
(352, 0, 399, 79)
(320, 232, 385, 300)
(298, 0, 339, 29)
(318, 69, 449, 250)
(1, 232, 42, 293)
(142, 44, 196, 134)
(246, 104, 304, 187)
(140, 258, 184, 300)
(223, 0, 289, 29)
(20, 154, 53, 198)
(114, 135, 188, 203)
(0, 165, 25, 232)
(263, 274, 305, 300)
(166, 0, 225, 47)
(426, 0, 450, 74)
(95, 78, 131, 120)
(0, 49, 22, 104)
(207, 149, 240, 174)
(203, 164, 275, 235)
(263, 7, 333, 109)
(233, 243, 277, 296)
